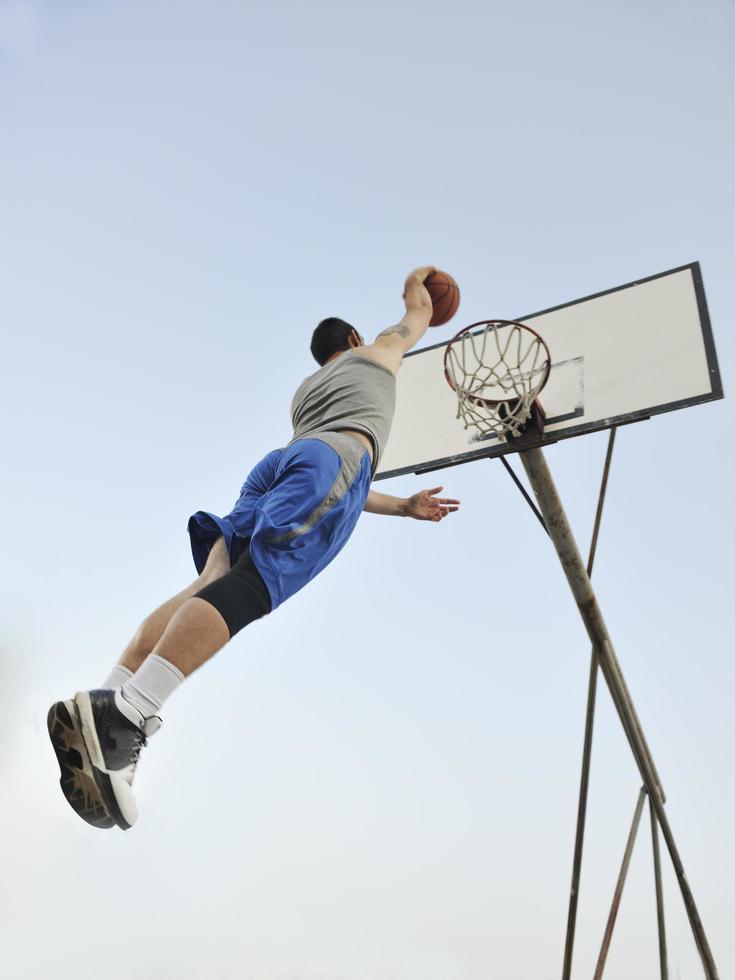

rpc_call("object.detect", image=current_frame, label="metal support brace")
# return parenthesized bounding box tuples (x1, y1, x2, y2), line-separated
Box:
(519, 446, 719, 980)
(594, 788, 648, 980)
(561, 429, 616, 980)
(651, 795, 670, 980)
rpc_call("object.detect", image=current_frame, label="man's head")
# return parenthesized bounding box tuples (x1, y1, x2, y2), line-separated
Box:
(310, 317, 364, 366)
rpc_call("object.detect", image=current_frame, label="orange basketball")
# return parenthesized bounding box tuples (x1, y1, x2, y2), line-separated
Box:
(424, 270, 460, 326)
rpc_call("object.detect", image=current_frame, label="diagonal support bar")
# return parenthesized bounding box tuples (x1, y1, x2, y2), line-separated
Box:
(650, 795, 670, 980)
(593, 787, 647, 980)
(519, 446, 719, 980)
(560, 650, 599, 980)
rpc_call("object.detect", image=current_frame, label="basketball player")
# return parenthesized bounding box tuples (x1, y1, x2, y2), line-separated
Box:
(48, 266, 460, 830)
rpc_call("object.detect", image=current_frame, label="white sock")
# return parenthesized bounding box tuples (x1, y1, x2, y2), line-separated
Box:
(101, 664, 133, 690)
(121, 654, 185, 718)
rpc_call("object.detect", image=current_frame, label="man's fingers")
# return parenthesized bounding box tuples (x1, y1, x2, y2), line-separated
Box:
(426, 505, 459, 520)
(419, 487, 461, 506)
(411, 491, 460, 522)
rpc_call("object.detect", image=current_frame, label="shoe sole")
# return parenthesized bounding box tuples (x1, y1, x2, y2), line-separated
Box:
(47, 700, 115, 829)
(74, 692, 133, 831)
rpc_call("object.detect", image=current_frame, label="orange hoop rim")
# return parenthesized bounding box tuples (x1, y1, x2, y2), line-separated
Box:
(443, 318, 552, 408)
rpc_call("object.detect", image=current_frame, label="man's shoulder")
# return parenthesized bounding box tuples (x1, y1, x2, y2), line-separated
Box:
(351, 346, 399, 377)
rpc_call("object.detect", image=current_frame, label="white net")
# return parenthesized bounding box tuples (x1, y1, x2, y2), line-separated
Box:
(444, 320, 551, 439)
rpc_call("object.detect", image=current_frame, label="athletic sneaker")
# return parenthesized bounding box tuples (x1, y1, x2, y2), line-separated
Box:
(47, 699, 115, 829)
(74, 688, 161, 830)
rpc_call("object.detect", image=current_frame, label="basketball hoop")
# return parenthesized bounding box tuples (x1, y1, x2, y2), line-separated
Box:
(444, 319, 551, 440)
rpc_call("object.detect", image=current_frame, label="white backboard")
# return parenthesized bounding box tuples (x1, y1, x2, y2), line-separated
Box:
(376, 263, 722, 480)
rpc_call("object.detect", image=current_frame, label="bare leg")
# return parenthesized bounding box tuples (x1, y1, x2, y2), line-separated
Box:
(147, 596, 231, 677)
(117, 537, 231, 673)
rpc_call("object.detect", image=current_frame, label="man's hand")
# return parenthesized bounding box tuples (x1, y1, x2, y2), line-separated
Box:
(404, 486, 460, 522)
(402, 266, 436, 304)
(364, 487, 460, 519)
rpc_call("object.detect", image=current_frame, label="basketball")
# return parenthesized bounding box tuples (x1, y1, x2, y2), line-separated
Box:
(424, 270, 460, 326)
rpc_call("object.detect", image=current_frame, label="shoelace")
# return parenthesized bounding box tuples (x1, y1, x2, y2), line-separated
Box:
(124, 730, 147, 786)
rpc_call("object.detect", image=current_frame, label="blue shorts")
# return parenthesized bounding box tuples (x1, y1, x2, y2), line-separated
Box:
(188, 434, 372, 610)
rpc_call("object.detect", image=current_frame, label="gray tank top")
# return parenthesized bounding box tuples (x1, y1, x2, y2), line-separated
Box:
(290, 350, 396, 474)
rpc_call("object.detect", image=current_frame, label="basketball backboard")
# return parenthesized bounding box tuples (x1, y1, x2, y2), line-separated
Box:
(376, 263, 722, 480)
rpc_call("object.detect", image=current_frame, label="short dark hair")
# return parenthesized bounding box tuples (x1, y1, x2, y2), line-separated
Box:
(310, 317, 357, 366)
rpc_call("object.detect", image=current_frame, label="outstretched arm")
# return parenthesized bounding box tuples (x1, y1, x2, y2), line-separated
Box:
(365, 486, 460, 523)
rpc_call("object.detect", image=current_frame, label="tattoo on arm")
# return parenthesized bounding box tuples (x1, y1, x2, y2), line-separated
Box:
(378, 323, 411, 340)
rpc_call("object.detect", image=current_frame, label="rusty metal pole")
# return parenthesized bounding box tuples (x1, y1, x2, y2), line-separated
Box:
(650, 796, 670, 980)
(593, 787, 647, 980)
(519, 446, 719, 980)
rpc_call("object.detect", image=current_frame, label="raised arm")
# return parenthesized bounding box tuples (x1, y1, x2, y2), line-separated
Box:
(353, 267, 435, 375)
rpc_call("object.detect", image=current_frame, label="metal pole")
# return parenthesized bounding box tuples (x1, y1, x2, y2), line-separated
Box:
(594, 644, 665, 804)
(586, 428, 618, 579)
(650, 795, 670, 980)
(561, 653, 599, 980)
(598, 638, 666, 805)
(519, 446, 719, 980)
(593, 787, 647, 980)
(561, 428, 617, 980)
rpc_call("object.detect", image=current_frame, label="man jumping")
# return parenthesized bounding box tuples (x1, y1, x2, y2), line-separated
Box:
(48, 266, 460, 830)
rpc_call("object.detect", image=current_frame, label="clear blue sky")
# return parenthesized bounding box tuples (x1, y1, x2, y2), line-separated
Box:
(1, 2, 733, 978)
